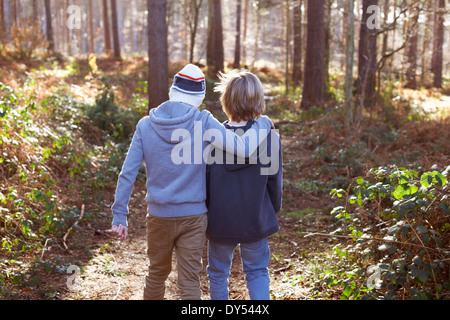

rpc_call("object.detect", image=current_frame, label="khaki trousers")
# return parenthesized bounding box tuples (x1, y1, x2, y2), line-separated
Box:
(143, 213, 207, 300)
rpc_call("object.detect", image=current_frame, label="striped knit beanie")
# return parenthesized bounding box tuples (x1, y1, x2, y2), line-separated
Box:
(169, 64, 206, 108)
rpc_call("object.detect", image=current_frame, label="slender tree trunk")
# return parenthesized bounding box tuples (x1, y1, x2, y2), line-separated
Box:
(110, 0, 121, 60)
(242, 0, 248, 65)
(324, 0, 332, 99)
(44, 0, 55, 52)
(89, 0, 95, 54)
(404, 4, 419, 89)
(344, 0, 355, 127)
(431, 0, 445, 88)
(207, 0, 224, 79)
(357, 0, 378, 108)
(233, 0, 242, 68)
(32, 0, 38, 23)
(421, 0, 433, 86)
(186, 0, 202, 63)
(147, 0, 169, 110)
(0, 0, 6, 47)
(76, 0, 81, 55)
(292, 0, 303, 88)
(381, 0, 389, 65)
(103, 0, 112, 54)
(130, 0, 137, 52)
(12, 0, 18, 27)
(301, 0, 325, 109)
(252, 3, 261, 68)
(62, 0, 66, 53)
(54, 0, 59, 52)
(285, 0, 290, 95)
(340, 0, 346, 69)
(65, 0, 71, 56)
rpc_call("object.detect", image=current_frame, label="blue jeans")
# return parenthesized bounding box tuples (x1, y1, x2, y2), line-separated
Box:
(207, 238, 270, 300)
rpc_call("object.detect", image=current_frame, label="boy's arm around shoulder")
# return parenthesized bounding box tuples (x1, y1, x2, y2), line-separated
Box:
(201, 111, 274, 158)
(111, 119, 145, 227)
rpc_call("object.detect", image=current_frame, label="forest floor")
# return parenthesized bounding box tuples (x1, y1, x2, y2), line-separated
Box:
(1, 55, 449, 301)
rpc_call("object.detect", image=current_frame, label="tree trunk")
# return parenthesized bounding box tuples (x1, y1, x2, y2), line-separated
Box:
(404, 4, 419, 89)
(421, 0, 433, 86)
(32, 0, 38, 23)
(292, 0, 303, 88)
(186, 0, 203, 64)
(233, 0, 242, 68)
(242, 0, 248, 65)
(301, 0, 325, 109)
(252, 4, 261, 68)
(103, 0, 112, 54)
(285, 0, 290, 96)
(0, 0, 6, 47)
(324, 0, 332, 99)
(110, 0, 121, 60)
(431, 0, 445, 88)
(344, 0, 355, 127)
(207, 0, 224, 79)
(12, 0, 18, 27)
(357, 0, 378, 108)
(65, 0, 71, 56)
(380, 0, 389, 68)
(44, 0, 55, 53)
(147, 0, 169, 110)
(54, 0, 59, 52)
(89, 0, 95, 54)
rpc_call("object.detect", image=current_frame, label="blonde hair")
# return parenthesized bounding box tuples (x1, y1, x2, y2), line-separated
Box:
(214, 70, 265, 122)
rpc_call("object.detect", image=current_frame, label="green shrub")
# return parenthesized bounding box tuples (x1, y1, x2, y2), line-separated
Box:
(86, 82, 140, 142)
(328, 165, 449, 300)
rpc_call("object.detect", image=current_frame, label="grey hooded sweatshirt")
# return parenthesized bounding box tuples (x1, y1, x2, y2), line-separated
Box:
(111, 101, 272, 226)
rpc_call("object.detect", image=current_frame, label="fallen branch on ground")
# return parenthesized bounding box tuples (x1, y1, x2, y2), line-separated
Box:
(303, 232, 443, 255)
(62, 204, 85, 251)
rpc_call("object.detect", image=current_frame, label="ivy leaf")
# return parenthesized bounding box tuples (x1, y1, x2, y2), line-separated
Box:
(392, 184, 418, 200)
(420, 173, 433, 188)
(416, 225, 428, 234)
(431, 235, 442, 247)
(388, 245, 397, 255)
(417, 270, 428, 283)
(421, 171, 448, 188)
(434, 173, 447, 187)
(412, 256, 423, 266)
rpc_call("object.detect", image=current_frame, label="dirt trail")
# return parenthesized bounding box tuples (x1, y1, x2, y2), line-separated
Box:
(55, 183, 314, 300)
(59, 185, 257, 300)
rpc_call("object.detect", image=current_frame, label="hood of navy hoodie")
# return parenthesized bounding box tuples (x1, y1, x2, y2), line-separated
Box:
(148, 101, 197, 144)
(221, 120, 269, 172)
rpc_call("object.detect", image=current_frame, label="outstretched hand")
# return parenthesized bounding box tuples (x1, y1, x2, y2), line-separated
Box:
(112, 224, 128, 241)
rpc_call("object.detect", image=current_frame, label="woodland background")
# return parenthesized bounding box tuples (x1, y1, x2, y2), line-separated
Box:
(0, 0, 449, 300)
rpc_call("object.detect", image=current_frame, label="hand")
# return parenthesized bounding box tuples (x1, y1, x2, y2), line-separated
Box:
(112, 224, 128, 241)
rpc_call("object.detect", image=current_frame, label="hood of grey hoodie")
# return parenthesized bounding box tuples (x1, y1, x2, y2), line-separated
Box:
(148, 101, 197, 144)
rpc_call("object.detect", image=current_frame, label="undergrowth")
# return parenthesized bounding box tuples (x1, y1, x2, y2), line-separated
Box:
(323, 165, 449, 300)
(0, 75, 138, 297)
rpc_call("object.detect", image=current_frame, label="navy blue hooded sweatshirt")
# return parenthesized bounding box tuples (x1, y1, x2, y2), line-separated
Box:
(206, 120, 283, 244)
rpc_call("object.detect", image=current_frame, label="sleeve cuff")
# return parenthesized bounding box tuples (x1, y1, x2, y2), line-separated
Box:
(112, 212, 128, 227)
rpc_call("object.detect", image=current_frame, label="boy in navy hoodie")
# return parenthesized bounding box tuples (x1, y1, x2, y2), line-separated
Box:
(206, 70, 283, 300)
(110, 64, 274, 300)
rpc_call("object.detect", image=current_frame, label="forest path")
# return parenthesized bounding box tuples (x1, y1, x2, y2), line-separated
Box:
(59, 185, 256, 300)
(58, 183, 313, 300)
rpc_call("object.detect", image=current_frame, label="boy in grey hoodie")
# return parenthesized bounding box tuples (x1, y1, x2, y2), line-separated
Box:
(110, 64, 273, 300)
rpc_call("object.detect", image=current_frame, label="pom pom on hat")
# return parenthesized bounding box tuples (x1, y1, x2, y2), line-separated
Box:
(169, 64, 206, 108)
